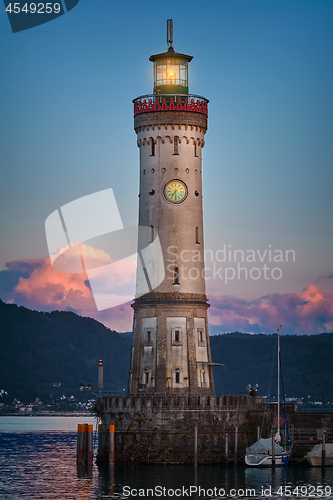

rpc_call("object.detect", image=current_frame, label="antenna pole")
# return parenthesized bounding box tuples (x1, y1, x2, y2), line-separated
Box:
(167, 19, 173, 48)
(98, 357, 103, 397)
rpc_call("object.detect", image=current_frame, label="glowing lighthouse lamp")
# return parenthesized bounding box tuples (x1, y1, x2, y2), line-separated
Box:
(151, 19, 191, 95)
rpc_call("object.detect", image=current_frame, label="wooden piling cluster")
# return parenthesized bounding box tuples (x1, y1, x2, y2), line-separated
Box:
(77, 423, 93, 464)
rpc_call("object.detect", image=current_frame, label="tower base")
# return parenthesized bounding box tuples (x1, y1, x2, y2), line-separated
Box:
(129, 293, 214, 396)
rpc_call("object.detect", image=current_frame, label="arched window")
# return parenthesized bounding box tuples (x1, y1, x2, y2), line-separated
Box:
(173, 136, 179, 155)
(149, 225, 154, 243)
(173, 267, 179, 285)
(150, 138, 155, 156)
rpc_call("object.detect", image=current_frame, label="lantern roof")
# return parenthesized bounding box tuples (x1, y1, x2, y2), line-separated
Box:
(149, 47, 193, 63)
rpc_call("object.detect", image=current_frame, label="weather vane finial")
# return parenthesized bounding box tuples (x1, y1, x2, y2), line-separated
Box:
(167, 19, 173, 49)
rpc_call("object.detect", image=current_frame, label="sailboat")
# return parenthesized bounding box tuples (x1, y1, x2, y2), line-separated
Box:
(245, 325, 292, 467)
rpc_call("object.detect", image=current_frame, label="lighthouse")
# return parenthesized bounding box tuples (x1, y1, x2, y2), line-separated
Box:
(96, 21, 265, 466)
(128, 20, 215, 397)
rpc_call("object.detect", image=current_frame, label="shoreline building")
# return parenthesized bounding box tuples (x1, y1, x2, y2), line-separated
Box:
(128, 20, 217, 397)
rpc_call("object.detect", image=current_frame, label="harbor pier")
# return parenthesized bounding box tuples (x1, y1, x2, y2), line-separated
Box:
(94, 395, 332, 464)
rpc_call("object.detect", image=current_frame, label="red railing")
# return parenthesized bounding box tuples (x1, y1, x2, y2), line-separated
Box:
(133, 94, 208, 116)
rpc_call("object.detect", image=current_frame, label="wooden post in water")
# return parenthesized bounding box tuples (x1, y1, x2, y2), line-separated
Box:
(87, 424, 93, 464)
(109, 425, 115, 465)
(234, 426, 238, 466)
(194, 426, 198, 466)
(257, 426, 260, 441)
(225, 433, 229, 461)
(272, 433, 275, 467)
(322, 430, 326, 468)
(77, 424, 85, 464)
(82, 424, 88, 463)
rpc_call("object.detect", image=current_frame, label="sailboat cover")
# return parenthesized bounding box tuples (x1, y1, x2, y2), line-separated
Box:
(306, 444, 333, 459)
(246, 438, 285, 456)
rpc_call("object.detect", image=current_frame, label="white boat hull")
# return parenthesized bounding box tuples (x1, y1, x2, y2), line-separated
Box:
(245, 454, 290, 467)
(305, 456, 333, 467)
(304, 444, 333, 467)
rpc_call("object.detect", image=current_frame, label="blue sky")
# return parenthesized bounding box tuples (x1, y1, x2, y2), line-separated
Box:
(0, 0, 332, 333)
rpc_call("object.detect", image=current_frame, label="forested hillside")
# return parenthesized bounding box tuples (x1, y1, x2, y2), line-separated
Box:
(1, 301, 332, 405)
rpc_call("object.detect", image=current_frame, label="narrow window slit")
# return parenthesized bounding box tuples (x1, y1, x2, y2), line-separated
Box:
(150, 138, 155, 156)
(173, 267, 179, 285)
(149, 225, 154, 243)
(173, 137, 179, 155)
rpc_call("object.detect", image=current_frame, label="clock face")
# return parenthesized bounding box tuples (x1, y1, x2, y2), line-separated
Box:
(164, 180, 188, 204)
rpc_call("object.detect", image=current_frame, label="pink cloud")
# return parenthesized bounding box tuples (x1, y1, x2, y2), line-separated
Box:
(0, 253, 134, 332)
(1, 255, 332, 335)
(209, 283, 333, 335)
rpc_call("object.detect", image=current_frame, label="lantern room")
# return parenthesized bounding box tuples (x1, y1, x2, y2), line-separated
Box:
(149, 19, 192, 95)
(149, 48, 192, 95)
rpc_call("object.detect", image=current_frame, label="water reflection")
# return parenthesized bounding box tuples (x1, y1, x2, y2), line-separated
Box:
(96, 463, 333, 500)
(77, 462, 93, 479)
(0, 429, 333, 500)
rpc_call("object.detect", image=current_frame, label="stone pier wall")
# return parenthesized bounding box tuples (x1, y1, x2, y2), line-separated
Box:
(95, 395, 332, 464)
(96, 395, 265, 464)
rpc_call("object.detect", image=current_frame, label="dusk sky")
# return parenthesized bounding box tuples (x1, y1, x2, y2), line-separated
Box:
(0, 0, 332, 334)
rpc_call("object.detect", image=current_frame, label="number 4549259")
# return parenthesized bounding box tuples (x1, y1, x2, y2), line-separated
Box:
(277, 485, 332, 497)
(6, 3, 61, 14)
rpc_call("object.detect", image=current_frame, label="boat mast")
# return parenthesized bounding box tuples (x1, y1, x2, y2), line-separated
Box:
(277, 325, 282, 441)
(279, 350, 291, 446)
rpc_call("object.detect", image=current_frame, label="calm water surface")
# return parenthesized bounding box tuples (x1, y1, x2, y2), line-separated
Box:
(0, 417, 332, 499)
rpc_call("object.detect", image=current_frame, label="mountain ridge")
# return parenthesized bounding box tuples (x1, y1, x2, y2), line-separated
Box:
(1, 300, 332, 404)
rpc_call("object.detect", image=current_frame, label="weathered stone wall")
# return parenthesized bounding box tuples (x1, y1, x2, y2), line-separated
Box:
(97, 395, 264, 464)
(96, 396, 333, 464)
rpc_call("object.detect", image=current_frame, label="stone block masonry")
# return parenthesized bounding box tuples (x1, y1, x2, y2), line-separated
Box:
(95, 395, 333, 464)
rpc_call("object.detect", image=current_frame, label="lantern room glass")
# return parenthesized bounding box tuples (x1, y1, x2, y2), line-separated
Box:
(153, 58, 189, 94)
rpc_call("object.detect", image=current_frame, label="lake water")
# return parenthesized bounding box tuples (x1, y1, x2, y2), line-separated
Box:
(0, 416, 332, 499)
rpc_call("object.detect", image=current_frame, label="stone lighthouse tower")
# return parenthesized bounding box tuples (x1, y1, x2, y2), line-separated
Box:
(128, 20, 215, 397)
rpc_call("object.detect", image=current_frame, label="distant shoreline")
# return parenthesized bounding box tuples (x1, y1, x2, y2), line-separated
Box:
(0, 412, 94, 417)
